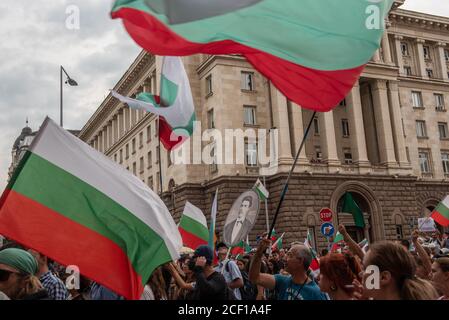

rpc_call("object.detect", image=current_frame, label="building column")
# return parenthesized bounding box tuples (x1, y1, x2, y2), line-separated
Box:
(270, 85, 293, 165)
(371, 80, 397, 167)
(320, 111, 340, 172)
(437, 42, 449, 81)
(394, 35, 404, 75)
(415, 38, 428, 79)
(381, 32, 393, 64)
(118, 109, 124, 138)
(372, 50, 381, 63)
(290, 102, 309, 165)
(347, 81, 370, 171)
(388, 81, 409, 168)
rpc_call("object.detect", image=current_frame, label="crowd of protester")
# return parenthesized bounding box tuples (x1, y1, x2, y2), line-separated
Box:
(0, 227, 448, 300)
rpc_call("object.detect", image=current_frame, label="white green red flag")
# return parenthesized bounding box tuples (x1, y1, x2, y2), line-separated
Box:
(271, 232, 285, 251)
(179, 202, 209, 250)
(231, 240, 251, 256)
(304, 230, 319, 272)
(331, 231, 345, 252)
(0, 118, 182, 300)
(253, 179, 269, 200)
(112, 56, 195, 151)
(431, 195, 449, 227)
(111, 0, 394, 112)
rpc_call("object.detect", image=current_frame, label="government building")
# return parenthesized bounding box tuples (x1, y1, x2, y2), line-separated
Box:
(79, 0, 449, 251)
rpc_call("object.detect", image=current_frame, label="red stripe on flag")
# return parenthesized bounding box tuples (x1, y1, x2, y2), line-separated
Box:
(179, 227, 208, 250)
(431, 211, 449, 227)
(0, 190, 143, 300)
(112, 8, 365, 112)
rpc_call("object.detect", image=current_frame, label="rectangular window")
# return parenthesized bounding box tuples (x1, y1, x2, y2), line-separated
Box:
(313, 117, 320, 135)
(445, 49, 449, 62)
(435, 94, 445, 110)
(244, 106, 257, 126)
(132, 138, 136, 154)
(148, 151, 152, 169)
(341, 119, 350, 137)
(155, 119, 159, 138)
(148, 176, 153, 190)
(442, 153, 449, 174)
(241, 72, 255, 91)
(132, 162, 137, 175)
(114, 154, 117, 162)
(315, 146, 322, 161)
(438, 122, 448, 139)
(419, 151, 431, 173)
(139, 157, 144, 173)
(423, 46, 430, 60)
(404, 66, 412, 76)
(156, 172, 160, 192)
(208, 109, 215, 129)
(139, 132, 143, 148)
(147, 125, 152, 142)
(406, 147, 410, 163)
(426, 69, 434, 78)
(339, 99, 347, 107)
(210, 142, 218, 173)
(156, 146, 160, 164)
(401, 42, 409, 56)
(412, 91, 423, 108)
(416, 120, 427, 138)
(206, 75, 213, 95)
(126, 144, 129, 159)
(395, 225, 403, 240)
(402, 118, 406, 137)
(120, 149, 123, 163)
(343, 149, 353, 165)
(245, 141, 258, 167)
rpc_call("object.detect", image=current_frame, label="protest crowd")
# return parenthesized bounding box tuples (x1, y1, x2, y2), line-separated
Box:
(1, 225, 448, 301)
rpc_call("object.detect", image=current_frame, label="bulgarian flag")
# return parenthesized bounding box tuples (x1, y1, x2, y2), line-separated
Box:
(304, 230, 319, 272)
(331, 231, 345, 252)
(231, 240, 251, 256)
(111, 0, 394, 112)
(0, 118, 182, 300)
(271, 232, 285, 251)
(179, 202, 209, 250)
(431, 195, 449, 227)
(253, 179, 269, 201)
(112, 56, 195, 150)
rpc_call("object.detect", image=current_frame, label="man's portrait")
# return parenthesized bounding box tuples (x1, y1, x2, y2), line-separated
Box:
(223, 191, 259, 246)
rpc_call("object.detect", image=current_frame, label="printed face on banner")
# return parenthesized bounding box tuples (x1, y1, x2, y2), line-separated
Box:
(223, 190, 260, 247)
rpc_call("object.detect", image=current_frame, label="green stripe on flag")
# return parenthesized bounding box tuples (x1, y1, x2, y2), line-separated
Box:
(11, 151, 172, 282)
(435, 202, 449, 219)
(179, 214, 209, 242)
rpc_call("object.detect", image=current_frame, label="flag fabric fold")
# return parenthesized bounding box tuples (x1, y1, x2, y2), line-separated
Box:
(253, 179, 269, 200)
(342, 192, 366, 228)
(0, 118, 182, 300)
(111, 0, 394, 112)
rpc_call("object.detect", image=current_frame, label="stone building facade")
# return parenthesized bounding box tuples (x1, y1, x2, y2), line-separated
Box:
(79, 1, 449, 251)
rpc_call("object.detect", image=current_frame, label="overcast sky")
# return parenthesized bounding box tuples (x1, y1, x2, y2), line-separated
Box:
(0, 0, 448, 191)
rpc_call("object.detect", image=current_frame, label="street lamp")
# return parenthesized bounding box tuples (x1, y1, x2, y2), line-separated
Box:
(60, 66, 78, 127)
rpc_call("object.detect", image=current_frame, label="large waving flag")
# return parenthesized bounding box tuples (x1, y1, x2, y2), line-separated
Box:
(0, 118, 182, 300)
(431, 195, 449, 227)
(111, 0, 394, 112)
(179, 201, 209, 250)
(112, 56, 195, 150)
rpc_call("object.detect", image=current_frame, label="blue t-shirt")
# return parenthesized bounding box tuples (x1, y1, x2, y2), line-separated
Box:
(274, 274, 328, 300)
(214, 260, 243, 300)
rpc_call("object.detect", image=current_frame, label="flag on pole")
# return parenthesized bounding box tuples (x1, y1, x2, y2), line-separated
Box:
(231, 240, 251, 256)
(271, 232, 285, 251)
(111, 0, 394, 112)
(179, 202, 209, 250)
(342, 192, 365, 228)
(208, 189, 218, 250)
(253, 179, 269, 200)
(112, 56, 195, 151)
(303, 230, 320, 272)
(431, 195, 449, 227)
(331, 231, 345, 252)
(0, 118, 182, 300)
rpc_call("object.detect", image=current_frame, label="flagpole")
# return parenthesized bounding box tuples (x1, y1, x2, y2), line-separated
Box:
(158, 116, 163, 195)
(267, 110, 317, 241)
(263, 176, 269, 234)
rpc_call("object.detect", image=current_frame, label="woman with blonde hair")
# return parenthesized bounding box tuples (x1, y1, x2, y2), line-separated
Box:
(0, 248, 48, 300)
(141, 266, 168, 300)
(431, 257, 449, 300)
(356, 242, 438, 300)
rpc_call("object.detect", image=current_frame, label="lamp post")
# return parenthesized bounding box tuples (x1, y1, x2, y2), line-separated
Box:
(60, 66, 78, 127)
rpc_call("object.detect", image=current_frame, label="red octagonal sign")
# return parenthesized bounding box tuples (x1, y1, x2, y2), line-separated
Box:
(319, 208, 333, 222)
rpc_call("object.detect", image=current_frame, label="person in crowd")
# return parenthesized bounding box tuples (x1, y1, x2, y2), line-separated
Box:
(166, 260, 196, 300)
(0, 248, 49, 300)
(320, 249, 329, 257)
(272, 250, 285, 271)
(411, 230, 432, 280)
(353, 241, 438, 300)
(68, 276, 92, 300)
(443, 232, 449, 249)
(28, 250, 69, 300)
(431, 257, 449, 300)
(337, 225, 365, 260)
(90, 282, 124, 300)
(249, 238, 327, 300)
(235, 256, 258, 300)
(214, 242, 243, 300)
(189, 245, 230, 300)
(141, 267, 168, 300)
(318, 252, 362, 300)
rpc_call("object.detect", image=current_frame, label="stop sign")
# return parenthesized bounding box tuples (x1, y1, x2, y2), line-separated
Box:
(319, 208, 333, 222)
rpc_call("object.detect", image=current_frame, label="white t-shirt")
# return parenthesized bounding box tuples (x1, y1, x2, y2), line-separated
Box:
(140, 285, 155, 300)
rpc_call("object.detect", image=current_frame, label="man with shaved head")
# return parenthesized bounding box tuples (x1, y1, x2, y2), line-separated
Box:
(249, 239, 327, 300)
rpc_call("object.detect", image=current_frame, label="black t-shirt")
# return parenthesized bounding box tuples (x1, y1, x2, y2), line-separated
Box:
(191, 268, 228, 300)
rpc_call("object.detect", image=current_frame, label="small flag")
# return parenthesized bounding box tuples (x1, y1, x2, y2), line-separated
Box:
(331, 231, 345, 252)
(271, 232, 285, 251)
(431, 195, 449, 227)
(253, 179, 269, 200)
(304, 230, 319, 272)
(231, 240, 251, 256)
(178, 202, 209, 250)
(342, 192, 365, 228)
